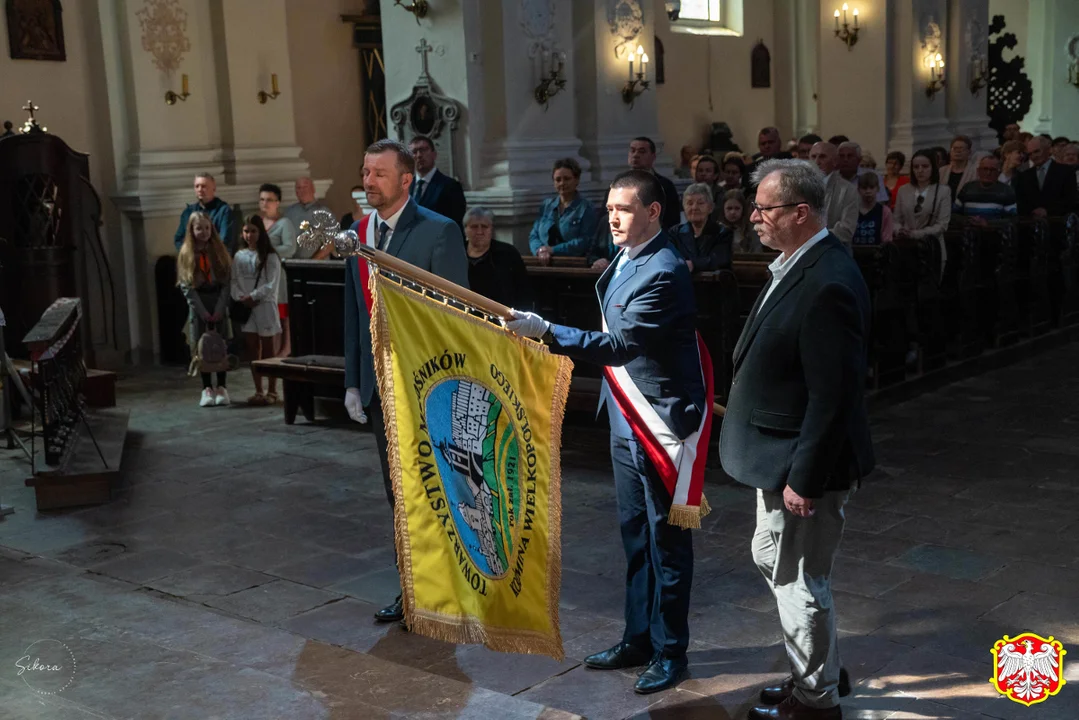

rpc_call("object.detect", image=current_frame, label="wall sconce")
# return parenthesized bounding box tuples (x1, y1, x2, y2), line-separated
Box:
(833, 4, 860, 50)
(925, 52, 946, 99)
(393, 0, 428, 25)
(534, 51, 566, 109)
(165, 73, 190, 105)
(968, 54, 988, 96)
(622, 44, 650, 108)
(1070, 59, 1079, 88)
(258, 73, 281, 104)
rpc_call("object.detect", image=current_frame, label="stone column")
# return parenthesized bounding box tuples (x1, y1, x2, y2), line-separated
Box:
(886, 0, 954, 164)
(1025, 0, 1079, 138)
(945, 0, 997, 149)
(774, 0, 820, 141)
(102, 0, 324, 362)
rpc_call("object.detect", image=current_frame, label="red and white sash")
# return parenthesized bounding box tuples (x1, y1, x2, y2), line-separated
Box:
(355, 213, 375, 312)
(601, 316, 714, 529)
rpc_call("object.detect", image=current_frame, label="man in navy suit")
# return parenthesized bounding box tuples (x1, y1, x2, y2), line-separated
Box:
(507, 170, 704, 694)
(720, 160, 873, 720)
(343, 139, 469, 624)
(408, 135, 467, 229)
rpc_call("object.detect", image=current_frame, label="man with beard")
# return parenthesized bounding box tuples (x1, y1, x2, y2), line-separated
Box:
(343, 139, 469, 624)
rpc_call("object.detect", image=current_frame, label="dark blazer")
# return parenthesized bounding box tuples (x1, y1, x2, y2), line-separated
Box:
(655, 171, 683, 230)
(468, 241, 534, 310)
(344, 201, 469, 406)
(412, 168, 467, 228)
(670, 221, 733, 271)
(1014, 160, 1079, 216)
(547, 233, 705, 440)
(719, 233, 874, 498)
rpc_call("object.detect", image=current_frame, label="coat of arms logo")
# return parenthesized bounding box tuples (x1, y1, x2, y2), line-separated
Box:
(990, 632, 1066, 706)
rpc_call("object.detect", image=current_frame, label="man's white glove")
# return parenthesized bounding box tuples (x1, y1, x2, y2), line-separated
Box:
(503, 310, 550, 338)
(344, 387, 368, 424)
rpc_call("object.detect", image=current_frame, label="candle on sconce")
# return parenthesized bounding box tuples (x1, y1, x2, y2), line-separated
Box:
(834, 9, 840, 30)
(271, 73, 279, 95)
(181, 73, 189, 95)
(842, 2, 848, 24)
(641, 52, 649, 80)
(852, 7, 858, 28)
(629, 56, 634, 79)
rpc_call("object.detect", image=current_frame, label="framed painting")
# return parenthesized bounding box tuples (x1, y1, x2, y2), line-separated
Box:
(6, 0, 66, 61)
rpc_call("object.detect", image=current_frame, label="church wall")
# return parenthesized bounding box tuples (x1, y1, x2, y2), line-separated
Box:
(285, 0, 368, 216)
(817, 0, 889, 162)
(0, 0, 127, 362)
(654, 0, 778, 163)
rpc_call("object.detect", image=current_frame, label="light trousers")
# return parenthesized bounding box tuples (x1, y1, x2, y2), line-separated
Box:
(752, 488, 851, 709)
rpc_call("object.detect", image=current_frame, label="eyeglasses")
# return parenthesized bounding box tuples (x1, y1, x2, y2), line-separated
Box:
(750, 200, 806, 214)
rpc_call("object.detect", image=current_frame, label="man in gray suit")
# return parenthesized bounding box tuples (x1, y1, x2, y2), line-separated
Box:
(343, 139, 469, 623)
(809, 142, 858, 250)
(720, 160, 873, 720)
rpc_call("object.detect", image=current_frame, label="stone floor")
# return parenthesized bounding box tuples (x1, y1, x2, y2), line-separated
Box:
(1, 345, 1078, 720)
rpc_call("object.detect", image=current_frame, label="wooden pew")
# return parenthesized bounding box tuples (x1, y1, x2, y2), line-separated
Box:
(1014, 218, 1053, 337)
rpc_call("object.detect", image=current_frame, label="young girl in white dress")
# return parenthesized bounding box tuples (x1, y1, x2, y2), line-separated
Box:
(231, 215, 282, 406)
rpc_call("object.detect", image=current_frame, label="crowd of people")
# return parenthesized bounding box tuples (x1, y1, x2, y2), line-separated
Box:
(170, 122, 1078, 407)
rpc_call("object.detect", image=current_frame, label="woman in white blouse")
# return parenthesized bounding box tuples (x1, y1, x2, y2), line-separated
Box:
(232, 216, 283, 405)
(894, 149, 952, 365)
(258, 183, 297, 357)
(895, 149, 952, 247)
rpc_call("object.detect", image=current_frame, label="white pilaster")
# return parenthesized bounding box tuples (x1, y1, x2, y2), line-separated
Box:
(945, 0, 997, 149)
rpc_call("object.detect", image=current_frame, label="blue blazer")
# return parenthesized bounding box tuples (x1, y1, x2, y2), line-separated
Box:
(547, 233, 705, 440)
(528, 195, 599, 256)
(344, 201, 469, 406)
(412, 169, 467, 228)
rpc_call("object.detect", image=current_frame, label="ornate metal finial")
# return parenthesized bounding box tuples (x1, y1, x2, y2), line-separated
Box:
(20, 100, 46, 134)
(1, 121, 14, 138)
(333, 229, 364, 257)
(296, 210, 344, 255)
(416, 38, 433, 78)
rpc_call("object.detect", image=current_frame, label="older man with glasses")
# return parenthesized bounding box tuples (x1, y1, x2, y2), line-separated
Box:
(721, 159, 874, 720)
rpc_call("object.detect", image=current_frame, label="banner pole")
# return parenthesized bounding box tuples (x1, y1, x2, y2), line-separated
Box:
(357, 247, 514, 320)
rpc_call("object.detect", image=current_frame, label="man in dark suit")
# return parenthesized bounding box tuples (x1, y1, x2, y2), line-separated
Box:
(749, 126, 793, 176)
(344, 139, 469, 624)
(408, 135, 467, 229)
(629, 136, 683, 230)
(506, 170, 705, 695)
(719, 159, 874, 720)
(1015, 136, 1079, 217)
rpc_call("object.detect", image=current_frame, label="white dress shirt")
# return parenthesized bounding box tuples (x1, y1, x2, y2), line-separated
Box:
(413, 168, 437, 199)
(761, 226, 830, 306)
(369, 200, 410, 252)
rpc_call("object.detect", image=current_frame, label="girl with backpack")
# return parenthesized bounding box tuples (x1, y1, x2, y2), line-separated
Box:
(231, 215, 282, 406)
(177, 211, 233, 407)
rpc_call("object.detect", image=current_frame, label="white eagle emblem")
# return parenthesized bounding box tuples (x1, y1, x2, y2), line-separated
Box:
(991, 633, 1067, 706)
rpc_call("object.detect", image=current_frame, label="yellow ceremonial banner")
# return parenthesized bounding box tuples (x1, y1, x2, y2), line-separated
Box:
(370, 272, 572, 660)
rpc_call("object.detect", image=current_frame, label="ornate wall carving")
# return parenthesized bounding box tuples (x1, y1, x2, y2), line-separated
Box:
(987, 14, 1033, 139)
(607, 0, 643, 58)
(135, 0, 191, 73)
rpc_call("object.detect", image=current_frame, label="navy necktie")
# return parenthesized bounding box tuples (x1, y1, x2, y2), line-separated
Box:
(377, 222, 390, 251)
(414, 179, 426, 199)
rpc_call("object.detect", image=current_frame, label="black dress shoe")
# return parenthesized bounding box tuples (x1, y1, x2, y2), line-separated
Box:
(633, 656, 688, 694)
(374, 595, 404, 623)
(583, 642, 652, 670)
(747, 696, 842, 719)
(760, 668, 851, 705)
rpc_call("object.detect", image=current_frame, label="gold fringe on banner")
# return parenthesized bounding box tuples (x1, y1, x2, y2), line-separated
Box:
(369, 270, 571, 660)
